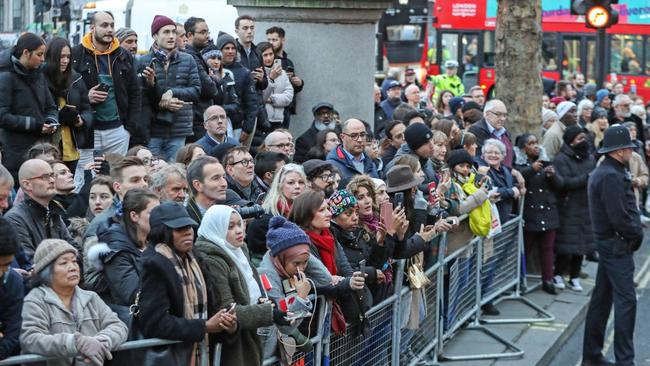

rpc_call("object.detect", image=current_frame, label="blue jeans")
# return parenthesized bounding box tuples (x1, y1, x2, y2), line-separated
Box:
(148, 137, 186, 162)
(74, 125, 130, 192)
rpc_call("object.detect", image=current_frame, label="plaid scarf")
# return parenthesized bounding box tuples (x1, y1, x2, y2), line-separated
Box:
(155, 243, 207, 365)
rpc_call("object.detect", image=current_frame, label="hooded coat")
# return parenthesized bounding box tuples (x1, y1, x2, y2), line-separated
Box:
(0, 49, 58, 176)
(71, 34, 142, 145)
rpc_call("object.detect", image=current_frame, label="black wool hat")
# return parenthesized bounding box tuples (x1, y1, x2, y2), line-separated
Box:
(447, 149, 474, 170)
(562, 125, 585, 145)
(405, 123, 433, 151)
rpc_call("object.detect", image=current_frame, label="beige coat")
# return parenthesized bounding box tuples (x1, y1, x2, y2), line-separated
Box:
(20, 286, 128, 366)
(541, 121, 566, 160)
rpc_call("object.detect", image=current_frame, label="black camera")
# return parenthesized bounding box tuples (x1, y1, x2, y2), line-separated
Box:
(235, 204, 265, 220)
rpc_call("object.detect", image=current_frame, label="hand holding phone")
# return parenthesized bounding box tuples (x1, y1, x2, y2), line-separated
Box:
(380, 201, 394, 232)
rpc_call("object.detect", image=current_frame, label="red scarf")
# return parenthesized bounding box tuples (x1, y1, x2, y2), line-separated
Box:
(277, 199, 292, 217)
(306, 229, 337, 275)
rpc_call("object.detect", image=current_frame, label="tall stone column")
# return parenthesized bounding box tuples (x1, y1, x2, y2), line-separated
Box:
(228, 0, 391, 137)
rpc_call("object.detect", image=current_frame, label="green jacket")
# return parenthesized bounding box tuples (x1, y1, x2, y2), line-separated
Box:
(194, 237, 273, 366)
(431, 74, 465, 102)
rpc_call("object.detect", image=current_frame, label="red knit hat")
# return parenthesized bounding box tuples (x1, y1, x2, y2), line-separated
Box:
(151, 15, 175, 36)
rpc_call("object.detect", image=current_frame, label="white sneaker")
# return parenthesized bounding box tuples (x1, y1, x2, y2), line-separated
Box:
(568, 278, 583, 292)
(552, 275, 566, 289)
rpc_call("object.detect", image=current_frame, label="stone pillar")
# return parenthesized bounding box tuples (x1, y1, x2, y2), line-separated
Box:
(228, 0, 391, 137)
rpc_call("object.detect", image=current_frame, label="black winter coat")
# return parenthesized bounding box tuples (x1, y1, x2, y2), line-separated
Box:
(71, 44, 141, 146)
(183, 45, 218, 139)
(515, 158, 561, 232)
(294, 124, 319, 163)
(553, 144, 596, 255)
(138, 245, 207, 342)
(46, 72, 94, 150)
(137, 51, 201, 139)
(223, 61, 258, 134)
(0, 269, 23, 359)
(96, 220, 143, 306)
(0, 50, 58, 176)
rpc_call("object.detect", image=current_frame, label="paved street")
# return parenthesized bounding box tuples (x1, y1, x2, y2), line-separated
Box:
(552, 236, 650, 366)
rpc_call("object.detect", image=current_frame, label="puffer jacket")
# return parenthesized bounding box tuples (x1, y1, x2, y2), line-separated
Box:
(553, 143, 596, 255)
(46, 71, 94, 151)
(137, 50, 201, 139)
(20, 286, 128, 366)
(183, 45, 218, 140)
(0, 49, 58, 176)
(223, 61, 258, 134)
(262, 68, 293, 124)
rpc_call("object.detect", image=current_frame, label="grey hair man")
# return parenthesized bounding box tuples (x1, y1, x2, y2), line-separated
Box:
(150, 164, 189, 204)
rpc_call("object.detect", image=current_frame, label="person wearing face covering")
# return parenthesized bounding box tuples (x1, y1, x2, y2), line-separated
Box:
(542, 101, 578, 160)
(194, 205, 290, 366)
(551, 125, 596, 293)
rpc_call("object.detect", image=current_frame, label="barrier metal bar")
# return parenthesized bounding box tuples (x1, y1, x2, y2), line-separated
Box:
(480, 199, 555, 325)
(0, 338, 184, 366)
(391, 259, 406, 366)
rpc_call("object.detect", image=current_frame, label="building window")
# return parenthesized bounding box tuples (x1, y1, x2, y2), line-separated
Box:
(12, 0, 22, 31)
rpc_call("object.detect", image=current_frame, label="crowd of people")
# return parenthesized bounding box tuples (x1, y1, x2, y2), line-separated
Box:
(0, 9, 648, 366)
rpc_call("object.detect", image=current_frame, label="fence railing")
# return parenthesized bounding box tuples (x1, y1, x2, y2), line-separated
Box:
(1, 201, 556, 366)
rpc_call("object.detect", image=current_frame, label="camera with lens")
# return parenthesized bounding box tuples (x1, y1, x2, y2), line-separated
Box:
(235, 204, 265, 220)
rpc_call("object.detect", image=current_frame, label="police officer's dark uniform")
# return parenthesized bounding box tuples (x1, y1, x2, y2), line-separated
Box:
(583, 125, 643, 366)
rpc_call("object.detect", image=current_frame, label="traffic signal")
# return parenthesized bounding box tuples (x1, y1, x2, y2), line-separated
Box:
(584, 0, 619, 29)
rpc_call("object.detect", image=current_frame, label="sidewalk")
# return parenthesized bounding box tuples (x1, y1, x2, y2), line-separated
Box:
(437, 260, 598, 366)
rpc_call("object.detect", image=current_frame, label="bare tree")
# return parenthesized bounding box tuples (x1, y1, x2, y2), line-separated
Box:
(494, 0, 543, 138)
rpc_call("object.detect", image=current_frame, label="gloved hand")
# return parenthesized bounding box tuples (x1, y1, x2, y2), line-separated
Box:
(272, 308, 291, 326)
(74, 333, 107, 366)
(630, 236, 643, 252)
(96, 336, 113, 363)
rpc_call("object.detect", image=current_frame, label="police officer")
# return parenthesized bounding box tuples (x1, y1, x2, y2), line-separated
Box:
(583, 125, 643, 366)
(430, 60, 465, 103)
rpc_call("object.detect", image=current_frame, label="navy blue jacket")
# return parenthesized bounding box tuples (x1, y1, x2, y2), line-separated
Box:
(0, 270, 24, 359)
(487, 164, 517, 223)
(326, 145, 379, 189)
(223, 61, 258, 134)
(588, 155, 643, 245)
(195, 134, 239, 154)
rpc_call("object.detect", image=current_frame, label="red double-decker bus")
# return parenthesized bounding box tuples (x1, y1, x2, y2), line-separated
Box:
(420, 0, 650, 101)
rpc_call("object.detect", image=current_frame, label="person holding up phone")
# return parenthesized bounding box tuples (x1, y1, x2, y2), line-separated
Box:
(195, 205, 291, 366)
(45, 37, 94, 173)
(257, 42, 293, 129)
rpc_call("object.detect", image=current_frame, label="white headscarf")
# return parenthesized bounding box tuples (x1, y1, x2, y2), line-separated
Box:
(198, 205, 262, 304)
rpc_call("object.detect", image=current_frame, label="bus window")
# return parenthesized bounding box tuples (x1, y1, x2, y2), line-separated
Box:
(542, 34, 557, 71)
(562, 37, 582, 79)
(427, 24, 437, 64)
(483, 31, 495, 67)
(386, 25, 422, 42)
(610, 34, 643, 74)
(441, 33, 458, 64)
(646, 37, 650, 75)
(461, 34, 478, 71)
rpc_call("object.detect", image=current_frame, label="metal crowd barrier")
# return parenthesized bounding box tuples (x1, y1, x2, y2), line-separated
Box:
(2, 199, 557, 366)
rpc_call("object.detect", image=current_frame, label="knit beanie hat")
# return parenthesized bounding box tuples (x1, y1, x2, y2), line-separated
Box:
(449, 97, 466, 115)
(550, 96, 565, 106)
(461, 101, 482, 113)
(542, 108, 558, 125)
(405, 123, 433, 151)
(267, 216, 311, 257)
(115, 27, 136, 43)
(591, 106, 608, 121)
(216, 31, 237, 51)
(563, 124, 585, 145)
(556, 101, 576, 120)
(328, 190, 357, 217)
(446, 149, 474, 170)
(33, 239, 78, 274)
(583, 83, 597, 97)
(151, 15, 175, 36)
(596, 89, 610, 105)
(201, 44, 222, 62)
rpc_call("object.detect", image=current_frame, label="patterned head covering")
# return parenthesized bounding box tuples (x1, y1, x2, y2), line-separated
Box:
(328, 190, 357, 217)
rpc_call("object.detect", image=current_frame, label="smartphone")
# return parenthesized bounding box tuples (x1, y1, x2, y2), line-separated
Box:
(541, 160, 552, 168)
(281, 278, 297, 295)
(62, 104, 77, 112)
(93, 150, 103, 159)
(380, 201, 393, 231)
(394, 192, 405, 209)
(273, 59, 282, 68)
(47, 122, 61, 128)
(286, 66, 295, 73)
(358, 259, 366, 271)
(226, 302, 236, 313)
(96, 83, 110, 92)
(427, 181, 438, 204)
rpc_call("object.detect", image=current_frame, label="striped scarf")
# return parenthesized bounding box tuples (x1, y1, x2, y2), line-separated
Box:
(155, 243, 207, 365)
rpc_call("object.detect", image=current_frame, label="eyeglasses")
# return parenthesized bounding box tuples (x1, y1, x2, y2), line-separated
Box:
(141, 156, 159, 166)
(27, 172, 56, 181)
(207, 115, 228, 123)
(317, 173, 334, 181)
(342, 132, 368, 141)
(268, 142, 295, 149)
(230, 158, 255, 167)
(195, 30, 210, 35)
(488, 111, 508, 119)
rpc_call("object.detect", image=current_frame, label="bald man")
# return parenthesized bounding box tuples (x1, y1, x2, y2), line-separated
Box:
(326, 118, 379, 188)
(196, 105, 240, 153)
(263, 130, 294, 160)
(5, 160, 79, 265)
